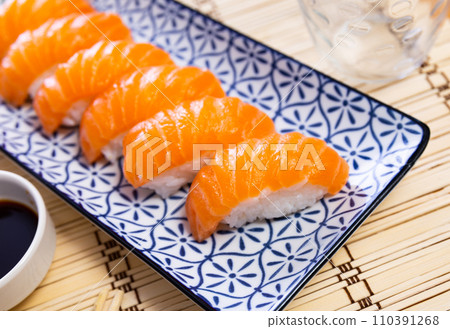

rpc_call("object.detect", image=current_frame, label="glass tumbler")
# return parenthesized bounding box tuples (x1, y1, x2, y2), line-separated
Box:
(298, 0, 449, 82)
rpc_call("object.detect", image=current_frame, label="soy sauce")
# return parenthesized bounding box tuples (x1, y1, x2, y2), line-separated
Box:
(0, 201, 38, 279)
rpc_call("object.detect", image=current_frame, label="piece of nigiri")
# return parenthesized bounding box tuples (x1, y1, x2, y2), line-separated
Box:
(0, 12, 131, 106)
(34, 41, 174, 134)
(185, 132, 349, 241)
(0, 0, 94, 58)
(80, 65, 226, 163)
(122, 96, 276, 197)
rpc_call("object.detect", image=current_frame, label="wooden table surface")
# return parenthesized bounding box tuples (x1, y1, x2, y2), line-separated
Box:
(1, 0, 449, 311)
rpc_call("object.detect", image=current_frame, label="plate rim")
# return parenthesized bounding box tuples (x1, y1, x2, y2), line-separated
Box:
(0, 0, 431, 311)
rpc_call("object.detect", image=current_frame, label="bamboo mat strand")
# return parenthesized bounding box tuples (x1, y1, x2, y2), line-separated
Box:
(1, 0, 449, 311)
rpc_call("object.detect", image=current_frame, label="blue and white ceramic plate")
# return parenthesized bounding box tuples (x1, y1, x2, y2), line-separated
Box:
(0, 0, 429, 310)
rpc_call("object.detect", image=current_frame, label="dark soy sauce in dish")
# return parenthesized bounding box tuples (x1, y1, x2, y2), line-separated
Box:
(0, 200, 38, 279)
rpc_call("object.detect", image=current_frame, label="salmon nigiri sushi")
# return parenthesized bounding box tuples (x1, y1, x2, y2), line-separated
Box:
(185, 132, 349, 241)
(0, 12, 132, 106)
(80, 65, 225, 163)
(122, 96, 276, 197)
(0, 0, 95, 58)
(34, 41, 174, 134)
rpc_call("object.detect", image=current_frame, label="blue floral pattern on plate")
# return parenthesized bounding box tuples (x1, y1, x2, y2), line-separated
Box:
(0, 0, 428, 310)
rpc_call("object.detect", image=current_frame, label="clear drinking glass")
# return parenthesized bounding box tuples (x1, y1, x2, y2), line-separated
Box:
(298, 0, 449, 82)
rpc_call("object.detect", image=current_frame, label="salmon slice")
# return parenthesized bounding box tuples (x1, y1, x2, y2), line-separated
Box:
(185, 132, 349, 241)
(0, 12, 131, 106)
(0, 0, 95, 59)
(79, 65, 226, 163)
(34, 40, 174, 134)
(122, 96, 276, 196)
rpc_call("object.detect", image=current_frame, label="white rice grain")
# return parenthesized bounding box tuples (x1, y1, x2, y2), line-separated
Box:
(222, 181, 328, 228)
(102, 133, 126, 163)
(28, 65, 58, 98)
(141, 161, 198, 198)
(61, 99, 92, 126)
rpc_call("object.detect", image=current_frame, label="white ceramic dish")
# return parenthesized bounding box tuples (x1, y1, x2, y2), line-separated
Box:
(0, 170, 56, 310)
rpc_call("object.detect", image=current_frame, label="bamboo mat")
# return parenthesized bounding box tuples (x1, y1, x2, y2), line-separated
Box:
(1, 0, 449, 311)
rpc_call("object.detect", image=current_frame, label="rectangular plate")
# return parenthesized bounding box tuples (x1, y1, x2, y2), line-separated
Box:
(0, 0, 429, 310)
